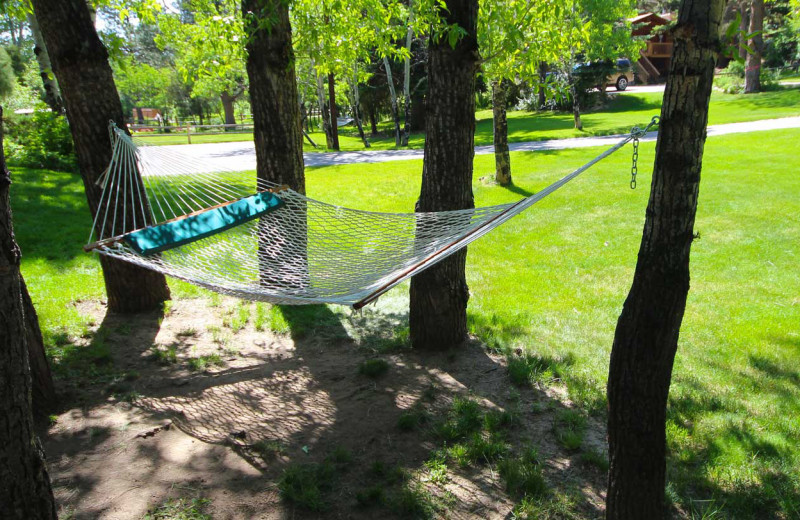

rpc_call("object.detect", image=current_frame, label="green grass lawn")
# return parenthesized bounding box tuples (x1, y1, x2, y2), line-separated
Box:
(134, 87, 800, 153)
(12, 128, 800, 518)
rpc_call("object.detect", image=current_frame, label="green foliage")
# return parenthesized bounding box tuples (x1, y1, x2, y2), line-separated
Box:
(433, 397, 484, 442)
(278, 462, 335, 511)
(5, 109, 76, 171)
(397, 406, 429, 431)
(358, 358, 390, 378)
(552, 409, 587, 452)
(498, 450, 547, 498)
(0, 46, 16, 99)
(187, 353, 223, 371)
(579, 447, 609, 471)
(150, 344, 178, 365)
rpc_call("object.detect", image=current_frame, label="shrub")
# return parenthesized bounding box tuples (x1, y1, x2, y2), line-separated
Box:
(5, 106, 76, 171)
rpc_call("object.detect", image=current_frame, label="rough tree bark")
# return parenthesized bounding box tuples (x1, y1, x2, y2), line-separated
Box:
(242, 0, 307, 291)
(606, 0, 726, 518)
(327, 72, 340, 150)
(492, 79, 511, 185)
(0, 110, 58, 520)
(383, 56, 402, 146)
(221, 91, 238, 125)
(409, 0, 478, 350)
(31, 0, 171, 313)
(27, 13, 62, 114)
(744, 0, 763, 93)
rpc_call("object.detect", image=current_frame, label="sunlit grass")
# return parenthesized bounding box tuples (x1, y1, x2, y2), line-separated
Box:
(11, 127, 800, 518)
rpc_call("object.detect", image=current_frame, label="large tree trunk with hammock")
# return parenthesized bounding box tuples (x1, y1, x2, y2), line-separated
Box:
(0, 111, 58, 520)
(744, 0, 764, 94)
(31, 0, 171, 313)
(605, 0, 725, 517)
(492, 79, 511, 186)
(409, 0, 478, 351)
(243, 0, 307, 290)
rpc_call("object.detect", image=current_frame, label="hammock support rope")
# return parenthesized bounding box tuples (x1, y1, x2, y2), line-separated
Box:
(86, 117, 659, 308)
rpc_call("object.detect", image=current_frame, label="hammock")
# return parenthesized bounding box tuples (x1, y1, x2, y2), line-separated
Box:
(85, 119, 658, 308)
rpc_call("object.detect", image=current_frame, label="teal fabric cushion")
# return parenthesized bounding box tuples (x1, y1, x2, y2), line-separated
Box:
(124, 191, 284, 256)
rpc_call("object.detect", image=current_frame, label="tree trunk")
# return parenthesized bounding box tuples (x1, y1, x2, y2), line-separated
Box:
(383, 56, 402, 146)
(492, 79, 511, 185)
(605, 0, 725, 518)
(31, 0, 171, 314)
(313, 65, 334, 149)
(242, 0, 307, 290)
(369, 108, 378, 136)
(350, 68, 370, 148)
(27, 13, 62, 114)
(738, 0, 749, 61)
(409, 0, 478, 351)
(402, 5, 414, 147)
(327, 72, 340, 150)
(569, 71, 582, 130)
(21, 277, 56, 413)
(0, 108, 58, 520)
(221, 91, 237, 125)
(744, 0, 763, 93)
(537, 62, 548, 109)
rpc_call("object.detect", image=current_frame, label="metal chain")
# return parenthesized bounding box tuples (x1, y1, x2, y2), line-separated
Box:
(630, 135, 639, 189)
(628, 116, 660, 190)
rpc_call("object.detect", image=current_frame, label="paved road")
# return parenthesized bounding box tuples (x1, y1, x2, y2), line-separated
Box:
(140, 116, 800, 172)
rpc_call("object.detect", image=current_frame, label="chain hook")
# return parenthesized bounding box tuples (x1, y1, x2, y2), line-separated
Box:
(628, 116, 660, 189)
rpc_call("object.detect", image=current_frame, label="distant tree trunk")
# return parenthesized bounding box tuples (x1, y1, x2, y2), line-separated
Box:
(242, 0, 307, 291)
(136, 107, 145, 124)
(537, 62, 548, 109)
(606, 0, 725, 518)
(383, 56, 402, 146)
(327, 72, 340, 150)
(744, 0, 763, 93)
(31, 0, 171, 313)
(402, 5, 414, 147)
(492, 79, 511, 185)
(369, 107, 378, 136)
(221, 91, 237, 125)
(0, 109, 58, 520)
(350, 68, 370, 148)
(409, 0, 478, 351)
(738, 0, 749, 61)
(313, 65, 334, 148)
(27, 13, 62, 114)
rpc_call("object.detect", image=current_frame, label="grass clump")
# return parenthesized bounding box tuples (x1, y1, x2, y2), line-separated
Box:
(498, 447, 547, 499)
(252, 439, 286, 461)
(433, 397, 484, 442)
(358, 358, 390, 379)
(388, 482, 438, 519)
(398, 406, 429, 432)
(507, 352, 573, 387)
(223, 302, 250, 332)
(355, 484, 386, 507)
(150, 344, 178, 365)
(579, 447, 609, 472)
(143, 497, 211, 520)
(553, 409, 587, 452)
(278, 462, 335, 511)
(187, 354, 223, 372)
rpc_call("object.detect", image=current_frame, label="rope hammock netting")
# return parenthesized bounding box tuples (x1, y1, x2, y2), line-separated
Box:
(85, 118, 659, 309)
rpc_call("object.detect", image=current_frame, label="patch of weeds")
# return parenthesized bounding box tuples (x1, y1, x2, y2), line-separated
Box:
(530, 401, 547, 414)
(356, 484, 386, 507)
(252, 439, 286, 461)
(161, 300, 175, 316)
(433, 397, 484, 442)
(48, 415, 58, 426)
(564, 375, 606, 415)
(484, 409, 518, 433)
(507, 352, 573, 387)
(253, 302, 268, 332)
(222, 346, 240, 358)
(268, 306, 291, 334)
(388, 482, 437, 519)
(143, 497, 211, 520)
(208, 293, 222, 308)
(326, 446, 353, 465)
(358, 358, 390, 379)
(187, 354, 224, 371)
(150, 344, 178, 365)
(368, 461, 407, 485)
(207, 326, 230, 347)
(278, 462, 335, 511)
(118, 390, 141, 403)
(124, 370, 140, 381)
(223, 302, 250, 332)
(447, 432, 509, 467)
(115, 323, 132, 335)
(579, 447, 609, 472)
(553, 408, 587, 452)
(512, 489, 582, 520)
(498, 451, 547, 499)
(424, 451, 449, 485)
(176, 327, 198, 339)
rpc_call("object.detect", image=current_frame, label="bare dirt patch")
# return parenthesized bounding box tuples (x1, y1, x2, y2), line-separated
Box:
(42, 297, 607, 519)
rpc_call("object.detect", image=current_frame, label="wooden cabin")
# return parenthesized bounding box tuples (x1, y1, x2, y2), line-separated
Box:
(629, 12, 674, 83)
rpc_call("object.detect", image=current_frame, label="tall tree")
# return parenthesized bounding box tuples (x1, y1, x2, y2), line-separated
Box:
(409, 0, 479, 350)
(745, 0, 764, 93)
(31, 0, 171, 313)
(0, 107, 57, 520)
(27, 12, 62, 113)
(605, 0, 726, 517)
